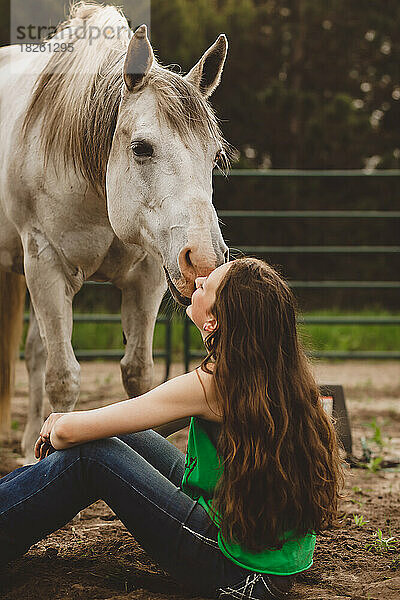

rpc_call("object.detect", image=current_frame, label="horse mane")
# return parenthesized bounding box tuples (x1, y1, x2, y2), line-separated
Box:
(22, 1, 230, 195)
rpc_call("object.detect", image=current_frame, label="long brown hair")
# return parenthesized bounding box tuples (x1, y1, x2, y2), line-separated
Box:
(200, 257, 344, 553)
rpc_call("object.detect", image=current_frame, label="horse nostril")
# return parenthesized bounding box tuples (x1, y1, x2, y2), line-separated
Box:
(223, 249, 230, 263)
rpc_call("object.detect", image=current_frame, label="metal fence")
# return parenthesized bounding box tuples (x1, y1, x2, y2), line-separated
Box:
(183, 169, 400, 369)
(21, 170, 400, 376)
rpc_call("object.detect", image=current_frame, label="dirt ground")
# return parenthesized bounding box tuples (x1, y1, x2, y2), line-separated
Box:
(1, 359, 399, 600)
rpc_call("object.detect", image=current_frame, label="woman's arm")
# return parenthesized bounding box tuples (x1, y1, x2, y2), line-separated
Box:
(48, 368, 218, 450)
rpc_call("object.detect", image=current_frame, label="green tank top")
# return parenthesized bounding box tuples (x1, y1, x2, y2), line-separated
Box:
(180, 416, 316, 575)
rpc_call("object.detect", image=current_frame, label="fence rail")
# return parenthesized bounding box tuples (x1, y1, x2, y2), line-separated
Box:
(289, 281, 400, 289)
(86, 280, 400, 288)
(219, 210, 400, 218)
(184, 347, 400, 368)
(237, 245, 399, 253)
(215, 169, 400, 176)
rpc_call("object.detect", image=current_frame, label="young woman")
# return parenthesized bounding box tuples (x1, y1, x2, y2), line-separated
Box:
(0, 258, 343, 599)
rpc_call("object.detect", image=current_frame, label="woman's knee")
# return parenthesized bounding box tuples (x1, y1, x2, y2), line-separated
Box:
(116, 429, 155, 448)
(77, 436, 124, 459)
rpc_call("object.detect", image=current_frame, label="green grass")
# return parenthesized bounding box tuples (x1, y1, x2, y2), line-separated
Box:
(21, 309, 400, 358)
(77, 309, 400, 356)
(365, 528, 398, 554)
(298, 309, 400, 353)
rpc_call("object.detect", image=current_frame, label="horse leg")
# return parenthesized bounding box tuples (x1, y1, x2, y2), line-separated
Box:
(20, 304, 47, 464)
(119, 254, 166, 397)
(119, 255, 188, 437)
(21, 229, 81, 429)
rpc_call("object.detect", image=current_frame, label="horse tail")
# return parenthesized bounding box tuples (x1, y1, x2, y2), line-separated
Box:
(0, 271, 26, 440)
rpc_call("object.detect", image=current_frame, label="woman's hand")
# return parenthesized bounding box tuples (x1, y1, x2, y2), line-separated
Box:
(34, 413, 65, 461)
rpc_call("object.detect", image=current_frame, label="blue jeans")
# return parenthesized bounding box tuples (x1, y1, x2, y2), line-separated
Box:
(0, 429, 290, 599)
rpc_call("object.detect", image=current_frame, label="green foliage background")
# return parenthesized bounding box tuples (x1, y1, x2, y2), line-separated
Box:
(150, 0, 400, 171)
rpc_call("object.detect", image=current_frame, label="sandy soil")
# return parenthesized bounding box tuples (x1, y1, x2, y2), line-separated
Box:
(0, 359, 399, 600)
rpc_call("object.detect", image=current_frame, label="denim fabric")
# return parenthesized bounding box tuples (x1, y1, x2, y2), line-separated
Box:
(0, 429, 288, 599)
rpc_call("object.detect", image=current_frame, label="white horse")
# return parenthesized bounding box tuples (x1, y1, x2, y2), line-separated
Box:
(0, 2, 231, 463)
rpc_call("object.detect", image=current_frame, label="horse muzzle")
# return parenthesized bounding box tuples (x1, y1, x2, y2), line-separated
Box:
(163, 267, 192, 306)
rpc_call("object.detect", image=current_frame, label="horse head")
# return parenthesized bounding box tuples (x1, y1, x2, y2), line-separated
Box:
(106, 24, 230, 305)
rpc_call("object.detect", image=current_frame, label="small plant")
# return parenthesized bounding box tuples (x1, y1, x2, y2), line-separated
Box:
(348, 497, 363, 509)
(366, 456, 383, 473)
(353, 514, 368, 527)
(365, 528, 397, 554)
(11, 420, 19, 431)
(367, 419, 384, 450)
(360, 418, 394, 471)
(351, 486, 372, 498)
(360, 436, 372, 463)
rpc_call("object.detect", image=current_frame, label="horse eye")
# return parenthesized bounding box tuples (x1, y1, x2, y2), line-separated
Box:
(131, 140, 154, 158)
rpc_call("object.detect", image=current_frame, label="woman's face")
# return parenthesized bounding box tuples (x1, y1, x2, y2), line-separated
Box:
(186, 262, 232, 336)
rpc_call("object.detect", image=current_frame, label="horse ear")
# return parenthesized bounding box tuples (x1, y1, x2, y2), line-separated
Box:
(184, 34, 228, 98)
(123, 24, 154, 92)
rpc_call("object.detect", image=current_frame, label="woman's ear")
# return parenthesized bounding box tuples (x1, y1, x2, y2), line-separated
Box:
(203, 317, 217, 332)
